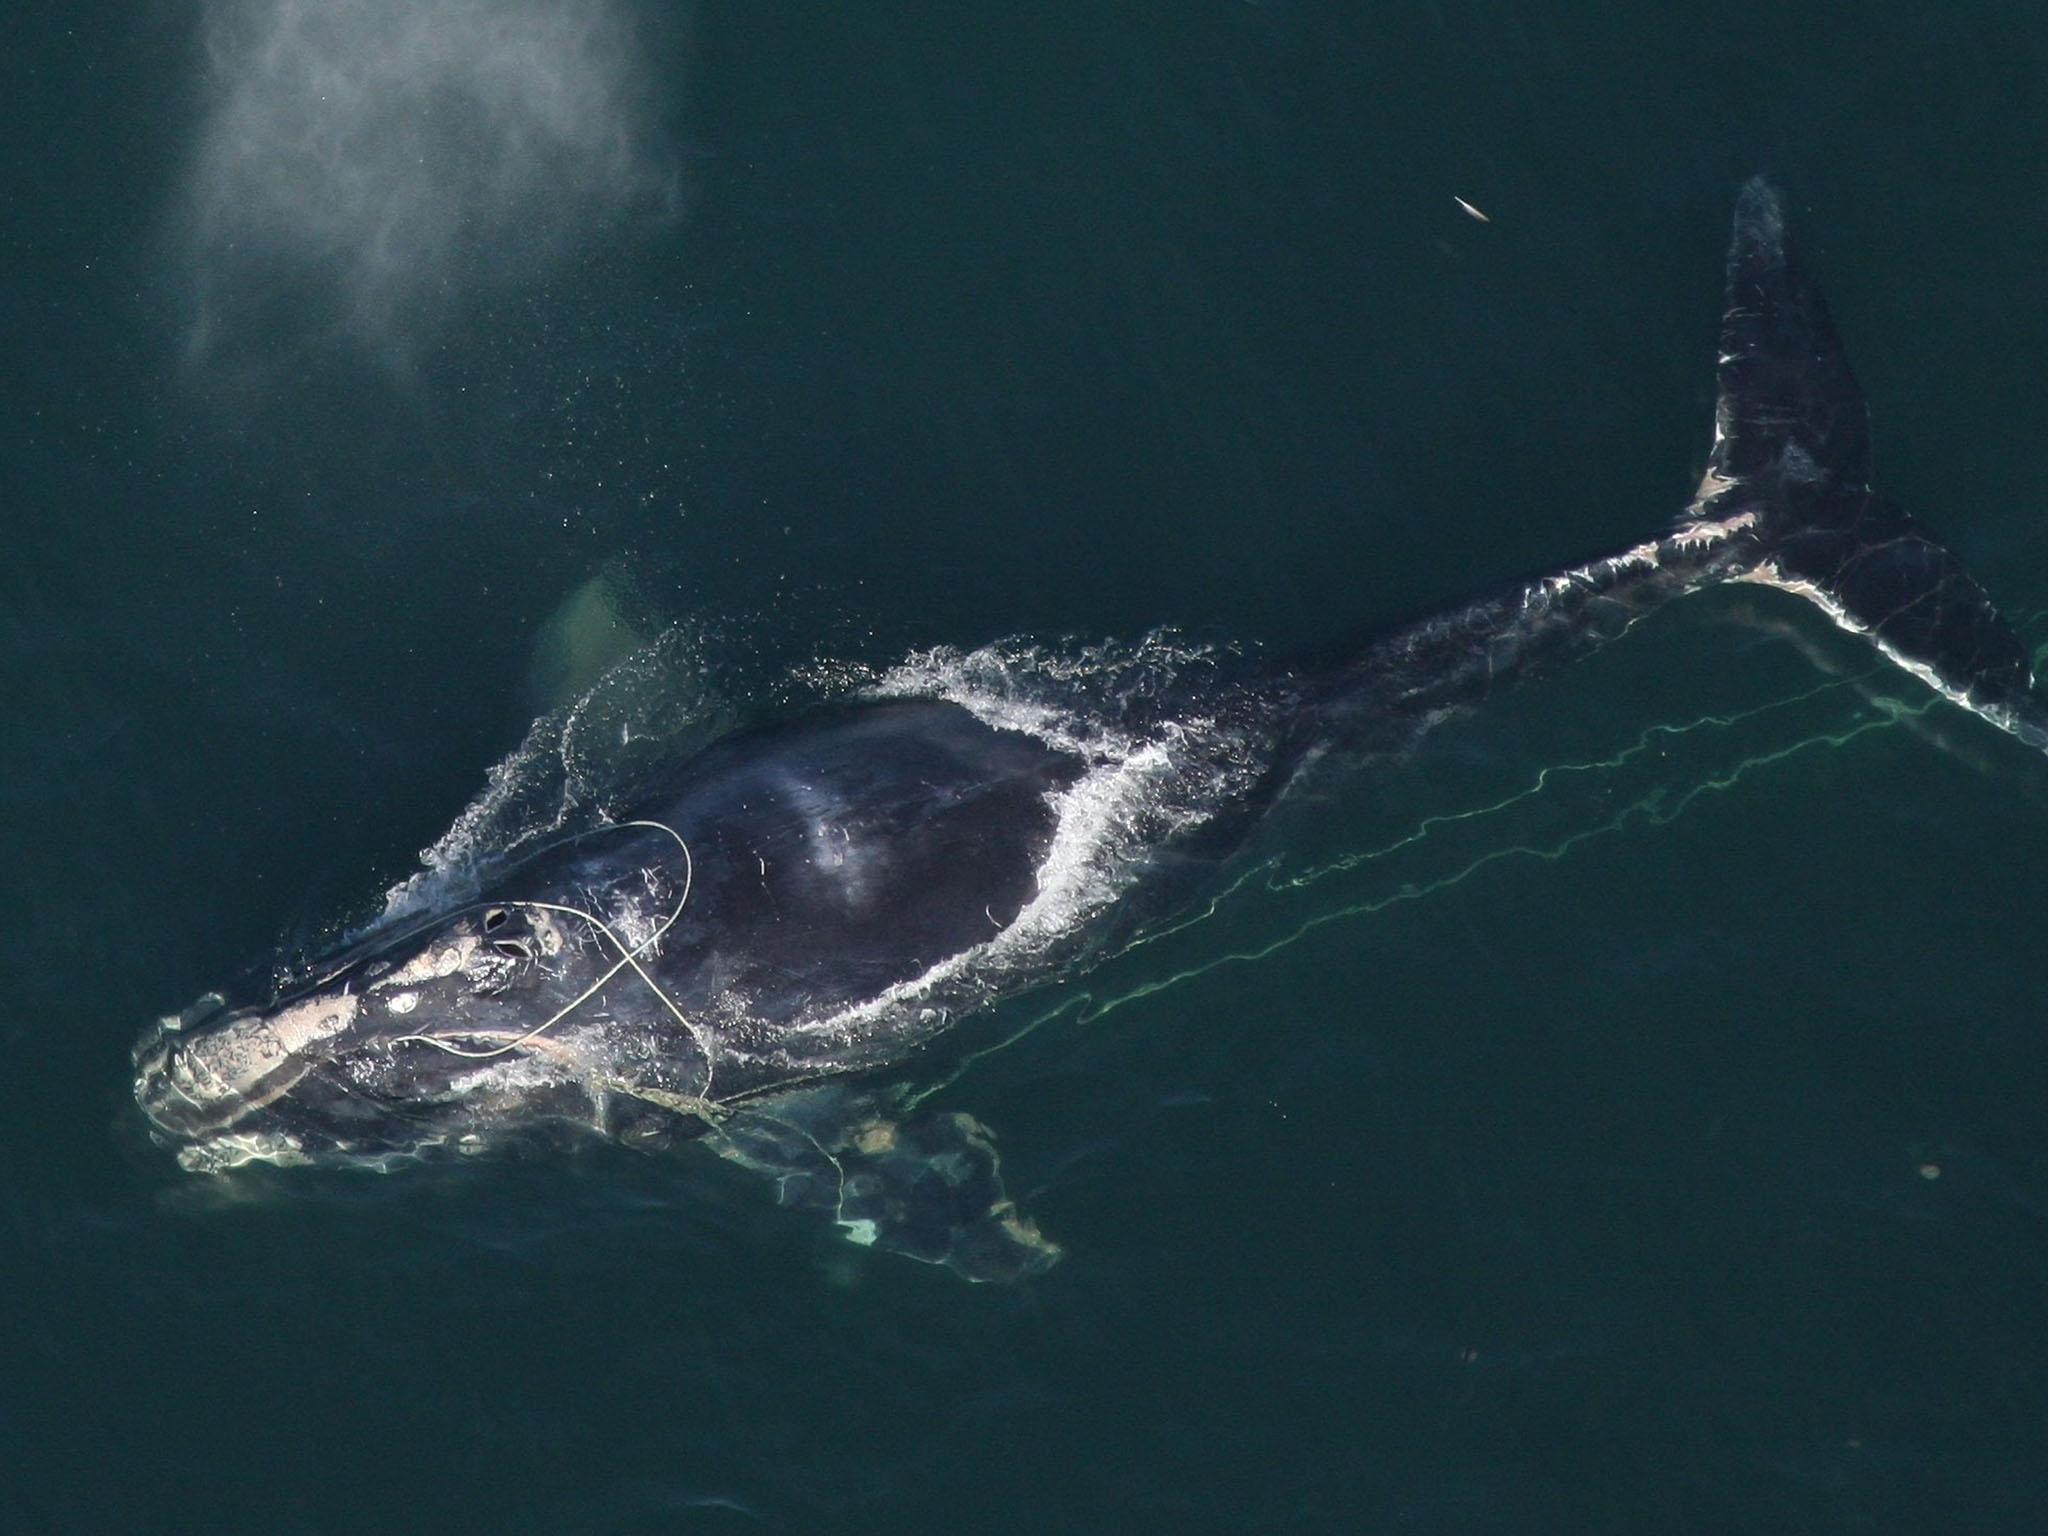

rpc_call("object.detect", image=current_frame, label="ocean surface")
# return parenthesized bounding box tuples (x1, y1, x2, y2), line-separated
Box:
(8, 4, 2048, 1531)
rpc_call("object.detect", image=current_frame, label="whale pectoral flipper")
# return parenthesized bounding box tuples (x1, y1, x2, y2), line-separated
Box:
(703, 1086, 1061, 1282)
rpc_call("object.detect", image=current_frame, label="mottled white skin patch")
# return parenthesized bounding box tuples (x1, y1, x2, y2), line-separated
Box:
(1673, 508, 1759, 550)
(528, 912, 568, 959)
(187, 994, 358, 1097)
(372, 935, 477, 989)
(264, 993, 360, 1055)
(159, 993, 362, 1130)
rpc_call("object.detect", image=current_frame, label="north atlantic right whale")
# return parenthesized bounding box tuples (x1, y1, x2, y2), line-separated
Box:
(132, 181, 2044, 1280)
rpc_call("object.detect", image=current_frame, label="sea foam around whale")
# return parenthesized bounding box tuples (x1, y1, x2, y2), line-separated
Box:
(358, 630, 1269, 1054)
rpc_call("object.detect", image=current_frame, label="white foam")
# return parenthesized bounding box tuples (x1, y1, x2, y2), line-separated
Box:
(379, 709, 575, 924)
(761, 635, 1260, 1049)
(874, 643, 1134, 761)
(872, 632, 1233, 761)
(785, 740, 1183, 1042)
(376, 631, 1261, 1057)
(380, 626, 734, 927)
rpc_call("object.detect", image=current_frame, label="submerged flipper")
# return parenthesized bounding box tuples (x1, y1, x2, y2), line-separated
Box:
(702, 1085, 1060, 1282)
(1692, 178, 2043, 741)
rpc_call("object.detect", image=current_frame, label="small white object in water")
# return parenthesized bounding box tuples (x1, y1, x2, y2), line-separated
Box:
(1453, 195, 1492, 224)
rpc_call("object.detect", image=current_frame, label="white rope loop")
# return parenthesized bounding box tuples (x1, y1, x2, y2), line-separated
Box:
(388, 819, 700, 1066)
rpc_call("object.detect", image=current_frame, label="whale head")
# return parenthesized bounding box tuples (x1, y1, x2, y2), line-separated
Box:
(132, 889, 707, 1173)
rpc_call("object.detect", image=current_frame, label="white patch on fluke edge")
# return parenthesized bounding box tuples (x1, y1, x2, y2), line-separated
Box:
(1735, 560, 2032, 741)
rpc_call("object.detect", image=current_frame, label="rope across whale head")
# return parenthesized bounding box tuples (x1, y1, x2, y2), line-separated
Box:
(387, 817, 700, 1067)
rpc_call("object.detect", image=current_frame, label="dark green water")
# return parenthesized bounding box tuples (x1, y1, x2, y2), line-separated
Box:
(9, 4, 2048, 1531)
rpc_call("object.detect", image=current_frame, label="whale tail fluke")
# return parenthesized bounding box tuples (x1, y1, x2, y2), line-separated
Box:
(1691, 178, 2044, 746)
(1299, 180, 2041, 769)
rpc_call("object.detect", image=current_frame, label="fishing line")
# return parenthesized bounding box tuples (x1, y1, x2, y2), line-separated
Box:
(1278, 670, 1867, 894)
(909, 673, 1925, 1103)
(390, 819, 701, 1066)
(1071, 692, 1941, 1032)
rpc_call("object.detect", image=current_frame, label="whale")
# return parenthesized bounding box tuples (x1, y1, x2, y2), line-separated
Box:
(132, 181, 2046, 1280)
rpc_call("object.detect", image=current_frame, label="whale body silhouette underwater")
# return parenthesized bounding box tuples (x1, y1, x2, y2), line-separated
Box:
(132, 182, 2044, 1279)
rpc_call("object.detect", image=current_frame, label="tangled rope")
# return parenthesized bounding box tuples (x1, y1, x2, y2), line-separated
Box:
(389, 819, 698, 1065)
